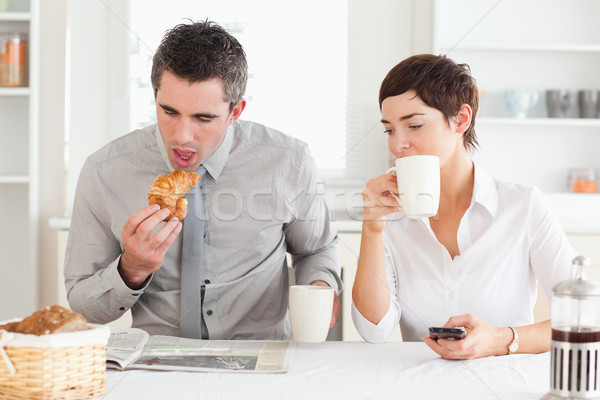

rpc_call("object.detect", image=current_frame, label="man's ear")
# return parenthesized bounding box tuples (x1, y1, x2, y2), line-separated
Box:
(455, 104, 472, 135)
(227, 99, 247, 125)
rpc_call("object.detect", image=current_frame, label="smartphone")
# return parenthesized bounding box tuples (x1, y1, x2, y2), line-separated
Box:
(428, 327, 466, 341)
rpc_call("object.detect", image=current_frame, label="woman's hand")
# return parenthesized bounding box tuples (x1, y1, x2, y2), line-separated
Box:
(362, 172, 403, 233)
(422, 314, 513, 360)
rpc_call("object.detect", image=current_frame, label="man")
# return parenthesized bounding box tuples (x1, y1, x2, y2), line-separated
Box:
(64, 20, 342, 339)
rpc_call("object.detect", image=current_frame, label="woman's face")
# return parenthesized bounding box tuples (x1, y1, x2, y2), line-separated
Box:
(381, 90, 464, 166)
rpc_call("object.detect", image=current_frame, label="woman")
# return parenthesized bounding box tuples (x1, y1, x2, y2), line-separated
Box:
(351, 54, 577, 360)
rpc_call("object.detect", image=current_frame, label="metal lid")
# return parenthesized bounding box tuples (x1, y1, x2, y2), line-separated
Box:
(552, 256, 600, 298)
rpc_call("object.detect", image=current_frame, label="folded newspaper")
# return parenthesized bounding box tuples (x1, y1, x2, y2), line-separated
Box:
(106, 328, 295, 373)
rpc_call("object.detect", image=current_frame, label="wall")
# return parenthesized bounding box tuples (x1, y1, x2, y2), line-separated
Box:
(37, 0, 67, 310)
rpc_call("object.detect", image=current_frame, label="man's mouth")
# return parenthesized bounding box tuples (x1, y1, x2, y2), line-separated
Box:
(173, 149, 197, 167)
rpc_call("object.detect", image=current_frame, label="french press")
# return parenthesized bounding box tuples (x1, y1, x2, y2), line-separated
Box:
(543, 255, 600, 399)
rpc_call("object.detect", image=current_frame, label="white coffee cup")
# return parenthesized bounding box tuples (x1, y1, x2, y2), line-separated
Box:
(386, 155, 440, 218)
(288, 285, 334, 342)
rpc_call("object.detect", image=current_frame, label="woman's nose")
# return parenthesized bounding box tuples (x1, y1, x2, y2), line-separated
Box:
(388, 131, 410, 156)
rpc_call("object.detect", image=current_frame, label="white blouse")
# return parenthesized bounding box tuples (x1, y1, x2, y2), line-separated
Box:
(352, 164, 578, 342)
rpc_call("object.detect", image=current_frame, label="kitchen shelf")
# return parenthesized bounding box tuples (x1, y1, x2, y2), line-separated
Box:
(478, 117, 600, 128)
(0, 0, 38, 320)
(0, 87, 30, 96)
(439, 43, 600, 53)
(0, 175, 29, 183)
(0, 12, 30, 21)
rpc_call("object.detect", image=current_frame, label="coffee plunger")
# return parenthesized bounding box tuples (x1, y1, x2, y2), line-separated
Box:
(543, 255, 600, 400)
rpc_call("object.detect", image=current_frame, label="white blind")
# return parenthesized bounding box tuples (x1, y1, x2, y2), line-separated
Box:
(124, 0, 350, 177)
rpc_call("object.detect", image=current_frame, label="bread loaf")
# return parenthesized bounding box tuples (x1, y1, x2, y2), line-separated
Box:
(0, 305, 88, 335)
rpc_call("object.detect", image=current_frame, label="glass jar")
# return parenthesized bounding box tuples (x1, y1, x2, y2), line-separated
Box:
(568, 168, 598, 193)
(0, 32, 27, 87)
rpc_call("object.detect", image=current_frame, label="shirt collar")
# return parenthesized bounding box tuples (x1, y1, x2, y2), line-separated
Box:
(472, 162, 498, 217)
(154, 122, 234, 181)
(201, 124, 234, 181)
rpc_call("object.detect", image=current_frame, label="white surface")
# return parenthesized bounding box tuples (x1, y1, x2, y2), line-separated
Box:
(101, 341, 552, 399)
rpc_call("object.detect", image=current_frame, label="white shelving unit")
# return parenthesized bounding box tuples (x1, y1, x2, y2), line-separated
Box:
(0, 0, 39, 320)
(432, 0, 600, 199)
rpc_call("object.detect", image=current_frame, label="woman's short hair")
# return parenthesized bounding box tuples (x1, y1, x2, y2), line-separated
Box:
(379, 54, 479, 151)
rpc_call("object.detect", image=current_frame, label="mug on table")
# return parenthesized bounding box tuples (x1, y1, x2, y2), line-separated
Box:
(288, 285, 334, 343)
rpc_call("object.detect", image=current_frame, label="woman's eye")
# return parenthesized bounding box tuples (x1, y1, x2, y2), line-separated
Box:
(383, 129, 394, 135)
(409, 125, 422, 130)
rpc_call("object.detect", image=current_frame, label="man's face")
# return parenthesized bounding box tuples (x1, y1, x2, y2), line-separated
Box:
(155, 71, 245, 171)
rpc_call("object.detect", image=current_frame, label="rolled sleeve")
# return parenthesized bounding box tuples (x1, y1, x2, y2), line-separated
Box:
(351, 299, 399, 343)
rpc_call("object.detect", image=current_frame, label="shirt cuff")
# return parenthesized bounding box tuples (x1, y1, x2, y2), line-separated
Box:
(351, 300, 398, 343)
(99, 256, 150, 307)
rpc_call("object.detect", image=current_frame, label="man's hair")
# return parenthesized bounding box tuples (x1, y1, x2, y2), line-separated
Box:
(151, 20, 248, 110)
(379, 54, 479, 151)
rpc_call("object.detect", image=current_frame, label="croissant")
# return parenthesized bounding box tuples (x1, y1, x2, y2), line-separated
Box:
(147, 170, 201, 221)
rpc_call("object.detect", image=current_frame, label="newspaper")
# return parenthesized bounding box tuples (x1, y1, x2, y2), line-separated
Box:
(106, 328, 295, 373)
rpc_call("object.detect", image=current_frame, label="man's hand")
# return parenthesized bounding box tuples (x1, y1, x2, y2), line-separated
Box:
(310, 280, 341, 328)
(422, 314, 512, 360)
(119, 204, 182, 289)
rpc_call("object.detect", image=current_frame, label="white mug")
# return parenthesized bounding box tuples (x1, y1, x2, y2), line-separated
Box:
(387, 155, 440, 218)
(288, 285, 333, 342)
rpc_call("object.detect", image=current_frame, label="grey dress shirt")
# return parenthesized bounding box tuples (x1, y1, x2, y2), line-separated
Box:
(64, 120, 342, 339)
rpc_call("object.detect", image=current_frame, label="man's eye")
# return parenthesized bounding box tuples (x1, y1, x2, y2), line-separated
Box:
(164, 110, 177, 116)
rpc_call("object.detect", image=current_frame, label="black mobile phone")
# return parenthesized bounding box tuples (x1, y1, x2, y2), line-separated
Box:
(428, 327, 466, 341)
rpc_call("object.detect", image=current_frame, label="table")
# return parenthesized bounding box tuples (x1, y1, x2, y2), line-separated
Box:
(100, 341, 551, 399)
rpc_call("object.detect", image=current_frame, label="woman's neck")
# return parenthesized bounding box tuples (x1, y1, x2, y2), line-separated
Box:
(439, 149, 474, 211)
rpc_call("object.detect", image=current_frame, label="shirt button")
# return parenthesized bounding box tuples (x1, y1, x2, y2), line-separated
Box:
(448, 292, 455, 299)
(206, 310, 213, 316)
(119, 306, 126, 311)
(204, 279, 211, 284)
(132, 293, 140, 296)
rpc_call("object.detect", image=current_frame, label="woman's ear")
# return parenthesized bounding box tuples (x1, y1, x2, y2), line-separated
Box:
(455, 104, 472, 135)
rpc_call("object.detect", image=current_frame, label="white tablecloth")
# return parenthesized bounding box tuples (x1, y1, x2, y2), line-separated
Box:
(100, 341, 551, 400)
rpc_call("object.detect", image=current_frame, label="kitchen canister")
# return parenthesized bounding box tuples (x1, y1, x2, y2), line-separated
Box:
(0, 32, 27, 87)
(568, 168, 599, 194)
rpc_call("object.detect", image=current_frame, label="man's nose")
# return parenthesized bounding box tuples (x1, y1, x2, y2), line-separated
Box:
(174, 118, 194, 143)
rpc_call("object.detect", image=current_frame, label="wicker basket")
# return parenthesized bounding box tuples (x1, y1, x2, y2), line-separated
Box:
(0, 324, 110, 400)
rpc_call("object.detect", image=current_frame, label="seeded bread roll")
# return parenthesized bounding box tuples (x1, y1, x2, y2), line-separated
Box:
(0, 305, 88, 335)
